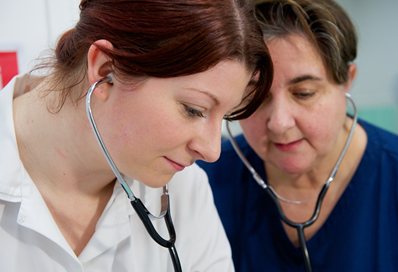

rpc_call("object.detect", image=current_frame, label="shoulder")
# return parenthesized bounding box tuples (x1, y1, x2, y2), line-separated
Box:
(0, 78, 33, 201)
(360, 119, 398, 159)
(358, 119, 398, 197)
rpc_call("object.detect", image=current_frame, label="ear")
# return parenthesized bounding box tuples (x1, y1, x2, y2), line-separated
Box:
(343, 63, 357, 93)
(87, 39, 114, 101)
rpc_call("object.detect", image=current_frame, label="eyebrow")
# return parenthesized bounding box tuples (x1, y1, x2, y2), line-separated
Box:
(187, 88, 220, 106)
(288, 75, 322, 85)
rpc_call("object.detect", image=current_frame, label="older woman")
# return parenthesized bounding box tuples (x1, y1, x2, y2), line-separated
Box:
(199, 0, 398, 271)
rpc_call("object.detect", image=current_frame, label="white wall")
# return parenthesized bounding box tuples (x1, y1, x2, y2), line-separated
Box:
(1, 0, 397, 132)
(337, 0, 398, 107)
(0, 0, 79, 73)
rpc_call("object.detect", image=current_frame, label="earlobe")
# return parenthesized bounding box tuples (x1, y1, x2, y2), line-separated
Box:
(87, 39, 114, 101)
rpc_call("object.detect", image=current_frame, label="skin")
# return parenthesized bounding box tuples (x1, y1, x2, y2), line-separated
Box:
(241, 33, 351, 185)
(239, 34, 367, 244)
(86, 41, 252, 188)
(13, 40, 252, 254)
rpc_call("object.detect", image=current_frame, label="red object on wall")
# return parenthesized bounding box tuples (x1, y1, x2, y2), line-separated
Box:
(0, 51, 19, 89)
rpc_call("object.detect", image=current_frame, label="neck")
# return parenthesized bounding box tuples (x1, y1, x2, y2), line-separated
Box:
(13, 80, 115, 197)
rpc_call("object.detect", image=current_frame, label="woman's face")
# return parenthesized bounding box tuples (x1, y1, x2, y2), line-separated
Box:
(240, 34, 349, 175)
(96, 60, 251, 187)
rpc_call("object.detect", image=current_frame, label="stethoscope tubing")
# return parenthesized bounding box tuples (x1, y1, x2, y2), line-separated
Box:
(85, 77, 182, 271)
(226, 93, 358, 272)
(85, 76, 135, 200)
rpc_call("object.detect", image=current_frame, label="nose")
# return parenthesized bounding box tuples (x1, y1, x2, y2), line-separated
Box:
(266, 96, 295, 134)
(189, 122, 222, 163)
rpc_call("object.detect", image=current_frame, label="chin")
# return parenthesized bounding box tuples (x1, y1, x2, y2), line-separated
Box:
(274, 159, 311, 175)
(139, 173, 175, 188)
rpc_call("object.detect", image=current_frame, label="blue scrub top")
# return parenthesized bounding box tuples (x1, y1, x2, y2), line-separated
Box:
(198, 120, 398, 271)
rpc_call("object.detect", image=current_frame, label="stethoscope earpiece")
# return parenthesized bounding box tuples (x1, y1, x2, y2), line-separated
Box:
(105, 74, 113, 84)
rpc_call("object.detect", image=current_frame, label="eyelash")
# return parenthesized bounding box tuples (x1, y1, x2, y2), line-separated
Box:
(293, 90, 315, 100)
(183, 104, 205, 118)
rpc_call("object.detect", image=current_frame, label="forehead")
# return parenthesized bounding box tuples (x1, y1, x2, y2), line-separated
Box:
(190, 60, 253, 110)
(177, 59, 251, 94)
(266, 34, 328, 81)
(135, 59, 252, 111)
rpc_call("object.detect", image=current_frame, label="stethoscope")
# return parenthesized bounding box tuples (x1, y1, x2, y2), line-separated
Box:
(225, 93, 358, 272)
(85, 76, 182, 272)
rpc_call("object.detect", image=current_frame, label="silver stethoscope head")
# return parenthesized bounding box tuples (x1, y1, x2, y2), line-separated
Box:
(225, 92, 358, 272)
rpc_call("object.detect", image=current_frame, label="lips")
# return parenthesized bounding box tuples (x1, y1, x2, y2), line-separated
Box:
(274, 139, 302, 152)
(164, 157, 189, 171)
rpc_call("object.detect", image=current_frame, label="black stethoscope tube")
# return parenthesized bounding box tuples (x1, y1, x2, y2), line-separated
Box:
(226, 93, 358, 272)
(131, 197, 182, 272)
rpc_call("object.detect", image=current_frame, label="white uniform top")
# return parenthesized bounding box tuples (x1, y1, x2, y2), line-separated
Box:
(0, 75, 234, 272)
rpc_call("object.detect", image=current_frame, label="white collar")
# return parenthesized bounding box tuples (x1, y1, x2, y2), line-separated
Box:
(0, 74, 43, 201)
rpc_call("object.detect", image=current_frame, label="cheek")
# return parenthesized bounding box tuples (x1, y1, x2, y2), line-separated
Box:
(97, 102, 150, 155)
(301, 102, 346, 151)
(240, 117, 259, 139)
(113, 102, 185, 152)
(240, 115, 267, 150)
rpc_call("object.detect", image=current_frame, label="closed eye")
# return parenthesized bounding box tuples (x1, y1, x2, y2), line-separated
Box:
(293, 91, 315, 100)
(183, 104, 206, 118)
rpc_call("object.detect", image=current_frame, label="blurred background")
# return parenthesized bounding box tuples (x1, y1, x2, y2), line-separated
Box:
(0, 0, 397, 134)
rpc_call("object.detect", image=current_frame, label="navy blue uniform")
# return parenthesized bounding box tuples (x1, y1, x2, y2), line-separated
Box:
(198, 120, 398, 271)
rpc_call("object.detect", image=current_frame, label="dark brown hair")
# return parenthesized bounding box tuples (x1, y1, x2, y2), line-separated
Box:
(255, 0, 357, 84)
(46, 0, 273, 120)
